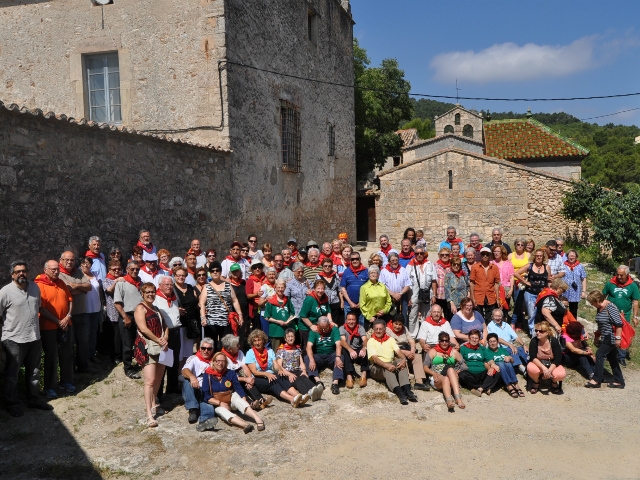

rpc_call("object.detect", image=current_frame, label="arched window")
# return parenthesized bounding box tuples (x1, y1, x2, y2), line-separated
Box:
(444, 125, 454, 134)
(462, 124, 473, 138)
(454, 113, 461, 125)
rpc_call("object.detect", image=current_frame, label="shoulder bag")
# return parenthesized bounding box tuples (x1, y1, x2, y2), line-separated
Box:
(413, 264, 431, 304)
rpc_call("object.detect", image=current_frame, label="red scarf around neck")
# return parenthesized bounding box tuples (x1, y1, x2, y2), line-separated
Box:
(564, 260, 581, 271)
(311, 291, 328, 305)
(305, 260, 321, 268)
(136, 240, 154, 254)
(371, 333, 390, 343)
(34, 274, 56, 287)
(58, 263, 74, 275)
(344, 322, 361, 342)
(221, 348, 238, 363)
(398, 251, 415, 260)
(249, 273, 265, 284)
(195, 350, 211, 364)
(267, 294, 288, 307)
(229, 278, 243, 287)
(141, 264, 160, 278)
(424, 315, 446, 327)
(156, 287, 176, 307)
(187, 267, 196, 276)
(349, 263, 367, 275)
(379, 243, 393, 255)
(252, 347, 269, 371)
(536, 287, 558, 305)
(283, 260, 291, 268)
(106, 273, 118, 280)
(84, 250, 102, 260)
(225, 254, 240, 263)
(409, 256, 427, 266)
(611, 275, 633, 288)
(468, 243, 482, 252)
(453, 268, 466, 278)
(434, 343, 453, 355)
(387, 320, 405, 335)
(330, 252, 342, 265)
(204, 366, 226, 379)
(279, 342, 300, 351)
(124, 274, 141, 289)
(384, 264, 401, 276)
(318, 270, 336, 280)
(436, 259, 451, 269)
(463, 342, 480, 350)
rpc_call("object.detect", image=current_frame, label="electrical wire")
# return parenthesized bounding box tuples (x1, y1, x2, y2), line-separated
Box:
(581, 107, 640, 121)
(226, 60, 640, 103)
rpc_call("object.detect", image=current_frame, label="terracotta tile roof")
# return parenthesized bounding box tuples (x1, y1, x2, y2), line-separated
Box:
(484, 118, 588, 160)
(395, 128, 418, 148)
(0, 101, 232, 153)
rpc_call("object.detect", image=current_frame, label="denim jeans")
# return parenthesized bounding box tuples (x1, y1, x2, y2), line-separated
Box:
(496, 361, 518, 384)
(563, 352, 595, 379)
(509, 346, 529, 367)
(510, 288, 523, 325)
(1, 339, 42, 406)
(594, 337, 624, 385)
(182, 378, 203, 410)
(41, 326, 75, 390)
(523, 291, 538, 335)
(305, 352, 344, 381)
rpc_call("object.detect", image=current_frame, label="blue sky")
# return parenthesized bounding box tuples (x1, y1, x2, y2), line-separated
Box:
(351, 0, 640, 126)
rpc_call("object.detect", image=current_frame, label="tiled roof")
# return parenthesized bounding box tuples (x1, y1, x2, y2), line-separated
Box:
(484, 118, 588, 160)
(395, 128, 418, 148)
(0, 101, 232, 153)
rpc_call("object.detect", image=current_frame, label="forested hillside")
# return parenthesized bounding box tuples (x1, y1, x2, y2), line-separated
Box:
(403, 98, 640, 190)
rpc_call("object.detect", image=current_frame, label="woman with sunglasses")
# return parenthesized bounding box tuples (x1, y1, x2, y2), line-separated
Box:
(435, 247, 452, 319)
(444, 257, 469, 317)
(133, 283, 169, 427)
(109, 247, 125, 269)
(194, 267, 208, 297)
(240, 243, 251, 264)
(514, 248, 551, 336)
(526, 320, 566, 394)
(204, 249, 217, 272)
(246, 235, 263, 262)
(423, 331, 465, 410)
(174, 267, 202, 344)
(199, 261, 243, 352)
(103, 260, 126, 364)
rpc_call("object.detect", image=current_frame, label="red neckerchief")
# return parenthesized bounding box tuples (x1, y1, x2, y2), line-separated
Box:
(283, 260, 291, 268)
(318, 270, 336, 280)
(344, 323, 361, 342)
(304, 260, 321, 268)
(424, 315, 446, 327)
(317, 325, 332, 337)
(252, 347, 269, 371)
(106, 273, 118, 280)
(564, 260, 581, 271)
(536, 287, 558, 305)
(434, 343, 453, 355)
(409, 256, 427, 266)
(190, 248, 202, 257)
(58, 263, 74, 275)
(398, 251, 415, 260)
(123, 274, 141, 289)
(159, 263, 171, 272)
(225, 255, 240, 262)
(249, 273, 265, 283)
(290, 250, 299, 260)
(204, 366, 226, 379)
(264, 278, 276, 289)
(558, 248, 565, 257)
(195, 350, 210, 364)
(229, 278, 244, 287)
(330, 252, 342, 264)
(610, 276, 633, 288)
(371, 333, 390, 343)
(34, 274, 55, 287)
(349, 263, 367, 275)
(84, 250, 102, 260)
(463, 342, 480, 350)
(267, 294, 288, 306)
(311, 291, 328, 305)
(453, 268, 466, 278)
(384, 264, 401, 276)
(319, 253, 330, 262)
(279, 343, 300, 351)
(141, 264, 160, 278)
(156, 287, 176, 307)
(136, 240, 154, 254)
(221, 348, 238, 363)
(380, 244, 393, 256)
(387, 321, 405, 335)
(187, 267, 196, 276)
(436, 259, 450, 269)
(468, 243, 482, 252)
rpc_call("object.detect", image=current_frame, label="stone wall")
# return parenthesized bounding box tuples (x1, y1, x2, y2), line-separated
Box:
(517, 159, 582, 180)
(434, 106, 483, 140)
(402, 135, 484, 164)
(375, 148, 583, 248)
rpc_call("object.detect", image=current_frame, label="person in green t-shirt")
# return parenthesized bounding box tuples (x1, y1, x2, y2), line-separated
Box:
(602, 266, 640, 365)
(263, 279, 297, 351)
(298, 280, 333, 349)
(484, 333, 524, 398)
(458, 329, 499, 397)
(304, 316, 343, 395)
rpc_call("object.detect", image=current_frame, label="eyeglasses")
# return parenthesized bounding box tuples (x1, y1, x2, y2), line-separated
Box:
(350, 258, 360, 262)
(207, 254, 216, 258)
(12, 269, 27, 274)
(142, 291, 156, 295)
(210, 269, 221, 273)
(480, 252, 490, 256)
(213, 359, 226, 363)
(241, 249, 249, 253)
(415, 252, 425, 256)
(196, 274, 207, 278)
(516, 243, 524, 246)
(534, 329, 545, 333)
(440, 254, 450, 257)
(128, 268, 140, 272)
(248, 239, 257, 243)
(439, 340, 450, 344)
(200, 346, 213, 351)
(173, 262, 183, 266)
(548, 248, 557, 253)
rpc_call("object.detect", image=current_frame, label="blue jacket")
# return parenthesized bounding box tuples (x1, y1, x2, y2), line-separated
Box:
(202, 369, 246, 402)
(340, 267, 369, 303)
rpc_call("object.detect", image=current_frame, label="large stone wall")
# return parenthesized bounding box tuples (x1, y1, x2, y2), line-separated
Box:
(402, 135, 484, 164)
(517, 159, 582, 180)
(375, 148, 583, 248)
(434, 106, 483, 140)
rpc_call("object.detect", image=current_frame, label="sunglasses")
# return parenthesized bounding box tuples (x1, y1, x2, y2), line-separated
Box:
(128, 268, 140, 272)
(416, 252, 425, 255)
(439, 340, 450, 343)
(248, 239, 257, 243)
(210, 268, 221, 273)
(200, 346, 213, 351)
(350, 258, 360, 262)
(241, 249, 249, 253)
(481, 252, 490, 256)
(207, 254, 216, 257)
(440, 254, 450, 257)
(534, 329, 545, 333)
(196, 274, 207, 278)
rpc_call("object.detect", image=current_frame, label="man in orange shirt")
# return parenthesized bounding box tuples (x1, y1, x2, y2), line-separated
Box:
(35, 260, 74, 400)
(469, 247, 501, 324)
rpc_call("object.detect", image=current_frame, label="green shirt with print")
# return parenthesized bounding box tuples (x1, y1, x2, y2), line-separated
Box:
(308, 327, 340, 355)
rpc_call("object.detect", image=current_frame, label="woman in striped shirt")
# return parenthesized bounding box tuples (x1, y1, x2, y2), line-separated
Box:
(585, 291, 624, 389)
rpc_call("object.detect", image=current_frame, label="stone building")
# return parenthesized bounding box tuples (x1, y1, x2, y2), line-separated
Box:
(0, 0, 356, 279)
(371, 105, 589, 246)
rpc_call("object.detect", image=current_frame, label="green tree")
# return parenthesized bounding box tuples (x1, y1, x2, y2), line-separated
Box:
(400, 117, 433, 139)
(354, 39, 413, 181)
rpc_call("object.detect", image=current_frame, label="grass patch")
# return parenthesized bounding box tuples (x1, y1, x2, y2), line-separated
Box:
(356, 391, 392, 405)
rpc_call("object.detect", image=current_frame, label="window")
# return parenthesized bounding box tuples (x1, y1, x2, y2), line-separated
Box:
(463, 124, 474, 138)
(454, 113, 461, 125)
(393, 156, 401, 167)
(328, 123, 335, 157)
(444, 125, 454, 134)
(307, 8, 318, 45)
(85, 52, 121, 124)
(281, 100, 301, 172)
(448, 170, 453, 189)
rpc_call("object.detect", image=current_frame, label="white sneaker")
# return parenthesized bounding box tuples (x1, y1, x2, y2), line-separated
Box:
(300, 393, 311, 406)
(291, 393, 303, 408)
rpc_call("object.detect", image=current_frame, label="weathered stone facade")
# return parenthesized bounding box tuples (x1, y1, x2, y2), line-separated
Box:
(375, 148, 583, 247)
(0, 0, 356, 280)
(434, 106, 483, 141)
(402, 134, 484, 164)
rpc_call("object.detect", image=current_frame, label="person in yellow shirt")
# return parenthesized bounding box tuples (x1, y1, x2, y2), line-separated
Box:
(359, 266, 392, 329)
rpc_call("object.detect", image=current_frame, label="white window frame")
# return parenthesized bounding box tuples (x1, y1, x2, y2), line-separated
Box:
(85, 52, 121, 124)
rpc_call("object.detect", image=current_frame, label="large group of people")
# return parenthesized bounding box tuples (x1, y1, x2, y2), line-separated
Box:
(0, 227, 635, 427)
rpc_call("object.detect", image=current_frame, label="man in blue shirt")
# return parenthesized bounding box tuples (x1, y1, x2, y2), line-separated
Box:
(438, 226, 464, 253)
(340, 252, 369, 326)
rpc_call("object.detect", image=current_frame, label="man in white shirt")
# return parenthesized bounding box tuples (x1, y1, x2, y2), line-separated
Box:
(182, 337, 217, 430)
(407, 245, 437, 338)
(221, 242, 250, 280)
(154, 276, 184, 395)
(138, 252, 169, 287)
(416, 304, 458, 352)
(190, 239, 207, 268)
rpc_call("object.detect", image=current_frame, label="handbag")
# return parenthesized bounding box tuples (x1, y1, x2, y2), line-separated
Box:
(413, 264, 431, 304)
(212, 390, 232, 404)
(213, 285, 239, 335)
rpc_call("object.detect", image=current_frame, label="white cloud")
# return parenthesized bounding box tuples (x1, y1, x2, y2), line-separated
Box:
(430, 37, 597, 84)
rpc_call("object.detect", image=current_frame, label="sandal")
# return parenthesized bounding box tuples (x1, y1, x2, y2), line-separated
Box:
(147, 418, 158, 428)
(470, 389, 482, 397)
(454, 393, 465, 409)
(243, 424, 254, 434)
(550, 381, 563, 395)
(256, 421, 265, 431)
(151, 405, 165, 416)
(445, 396, 455, 410)
(250, 399, 261, 410)
(529, 382, 539, 394)
(507, 385, 519, 398)
(516, 387, 525, 397)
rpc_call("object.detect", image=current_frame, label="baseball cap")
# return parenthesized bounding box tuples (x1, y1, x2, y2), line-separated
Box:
(287, 237, 297, 244)
(480, 247, 492, 254)
(143, 252, 158, 261)
(229, 263, 242, 273)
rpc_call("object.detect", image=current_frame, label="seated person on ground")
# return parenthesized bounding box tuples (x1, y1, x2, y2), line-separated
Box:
(276, 328, 323, 402)
(458, 329, 500, 397)
(385, 317, 429, 391)
(562, 321, 595, 381)
(484, 333, 524, 399)
(416, 304, 458, 352)
(486, 308, 528, 374)
(182, 337, 215, 428)
(527, 320, 566, 395)
(305, 316, 344, 395)
(339, 311, 369, 389)
(422, 332, 465, 411)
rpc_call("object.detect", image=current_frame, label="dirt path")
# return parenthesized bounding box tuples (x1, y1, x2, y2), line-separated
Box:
(1, 360, 639, 479)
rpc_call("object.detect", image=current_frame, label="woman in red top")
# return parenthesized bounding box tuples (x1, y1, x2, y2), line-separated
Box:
(134, 283, 169, 427)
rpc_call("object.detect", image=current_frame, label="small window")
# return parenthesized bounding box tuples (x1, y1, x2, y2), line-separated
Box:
(85, 52, 121, 124)
(448, 170, 453, 189)
(444, 125, 454, 134)
(393, 156, 401, 167)
(307, 8, 318, 45)
(454, 113, 461, 125)
(328, 124, 335, 157)
(463, 124, 474, 138)
(281, 100, 301, 172)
